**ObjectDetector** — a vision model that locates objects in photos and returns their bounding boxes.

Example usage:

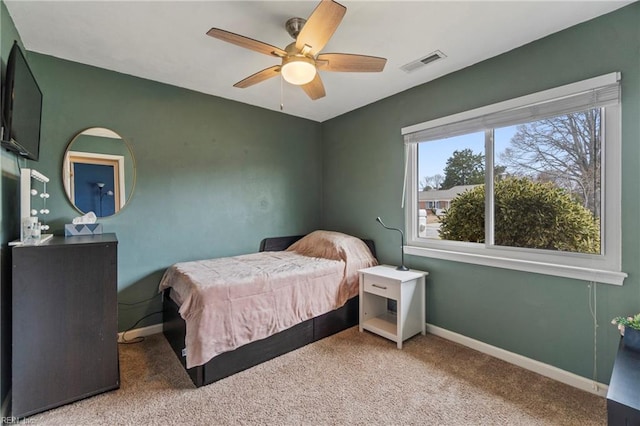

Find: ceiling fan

[206,0,387,100]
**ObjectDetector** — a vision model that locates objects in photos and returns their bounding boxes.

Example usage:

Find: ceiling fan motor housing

[285,17,306,39]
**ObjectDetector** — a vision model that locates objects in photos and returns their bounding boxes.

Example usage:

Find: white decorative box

[65,223,103,236]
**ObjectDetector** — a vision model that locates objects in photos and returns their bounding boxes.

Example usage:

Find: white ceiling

[5,0,633,122]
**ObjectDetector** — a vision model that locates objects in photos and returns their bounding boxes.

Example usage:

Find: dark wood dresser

[11,234,119,418]
[607,338,640,425]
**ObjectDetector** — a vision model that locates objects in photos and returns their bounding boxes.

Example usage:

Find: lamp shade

[281,56,316,85]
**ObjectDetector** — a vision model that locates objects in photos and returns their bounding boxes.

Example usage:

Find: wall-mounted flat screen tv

[1,41,43,161]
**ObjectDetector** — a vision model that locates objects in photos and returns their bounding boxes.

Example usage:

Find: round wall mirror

[63,127,136,218]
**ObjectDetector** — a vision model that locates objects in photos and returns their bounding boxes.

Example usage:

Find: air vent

[400,50,446,73]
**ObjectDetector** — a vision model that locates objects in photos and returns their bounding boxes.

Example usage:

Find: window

[402,73,626,285]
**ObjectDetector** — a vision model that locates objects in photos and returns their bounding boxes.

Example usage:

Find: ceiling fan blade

[300,73,326,100]
[233,66,281,88]
[316,53,387,72]
[295,0,346,56]
[207,28,286,58]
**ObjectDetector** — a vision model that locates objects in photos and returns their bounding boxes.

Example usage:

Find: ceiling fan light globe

[281,57,316,85]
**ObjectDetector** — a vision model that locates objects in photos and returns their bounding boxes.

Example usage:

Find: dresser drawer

[362,274,400,299]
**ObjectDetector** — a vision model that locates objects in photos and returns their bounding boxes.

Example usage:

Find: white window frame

[402,73,626,285]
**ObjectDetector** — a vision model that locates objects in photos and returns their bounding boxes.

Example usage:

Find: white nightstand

[358,265,427,348]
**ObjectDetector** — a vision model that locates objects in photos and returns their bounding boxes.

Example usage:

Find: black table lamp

[376,217,409,271]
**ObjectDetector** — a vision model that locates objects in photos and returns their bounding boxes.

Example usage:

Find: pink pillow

[286,230,376,264]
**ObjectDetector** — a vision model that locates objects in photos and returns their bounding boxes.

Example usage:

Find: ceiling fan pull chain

[280,74,284,111]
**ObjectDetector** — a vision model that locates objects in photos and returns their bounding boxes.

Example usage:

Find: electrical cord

[118,292,161,306]
[118,310,163,345]
[588,281,599,391]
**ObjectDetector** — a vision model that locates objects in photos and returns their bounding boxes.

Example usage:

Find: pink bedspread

[159,242,374,368]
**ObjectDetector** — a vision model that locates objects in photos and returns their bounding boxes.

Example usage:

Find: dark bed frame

[162,234,376,387]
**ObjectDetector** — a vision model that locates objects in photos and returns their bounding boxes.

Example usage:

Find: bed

[160,230,377,387]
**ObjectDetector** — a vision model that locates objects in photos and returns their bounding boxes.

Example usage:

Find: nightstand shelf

[363,311,398,340]
[359,265,428,348]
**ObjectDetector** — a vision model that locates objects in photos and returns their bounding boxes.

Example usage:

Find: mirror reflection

[63,127,136,218]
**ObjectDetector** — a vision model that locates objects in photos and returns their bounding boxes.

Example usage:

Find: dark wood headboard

[259,234,377,259]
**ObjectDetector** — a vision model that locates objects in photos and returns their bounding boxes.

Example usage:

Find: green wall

[321,2,640,383]
[24,52,323,333]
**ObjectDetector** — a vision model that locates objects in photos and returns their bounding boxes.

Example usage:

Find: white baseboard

[118,323,163,343]
[427,324,608,397]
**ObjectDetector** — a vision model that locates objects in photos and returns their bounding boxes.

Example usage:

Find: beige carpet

[29,327,605,425]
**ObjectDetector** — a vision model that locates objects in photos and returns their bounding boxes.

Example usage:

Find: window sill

[404,245,626,286]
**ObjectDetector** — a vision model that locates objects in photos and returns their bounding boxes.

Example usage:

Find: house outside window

[402,73,626,285]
